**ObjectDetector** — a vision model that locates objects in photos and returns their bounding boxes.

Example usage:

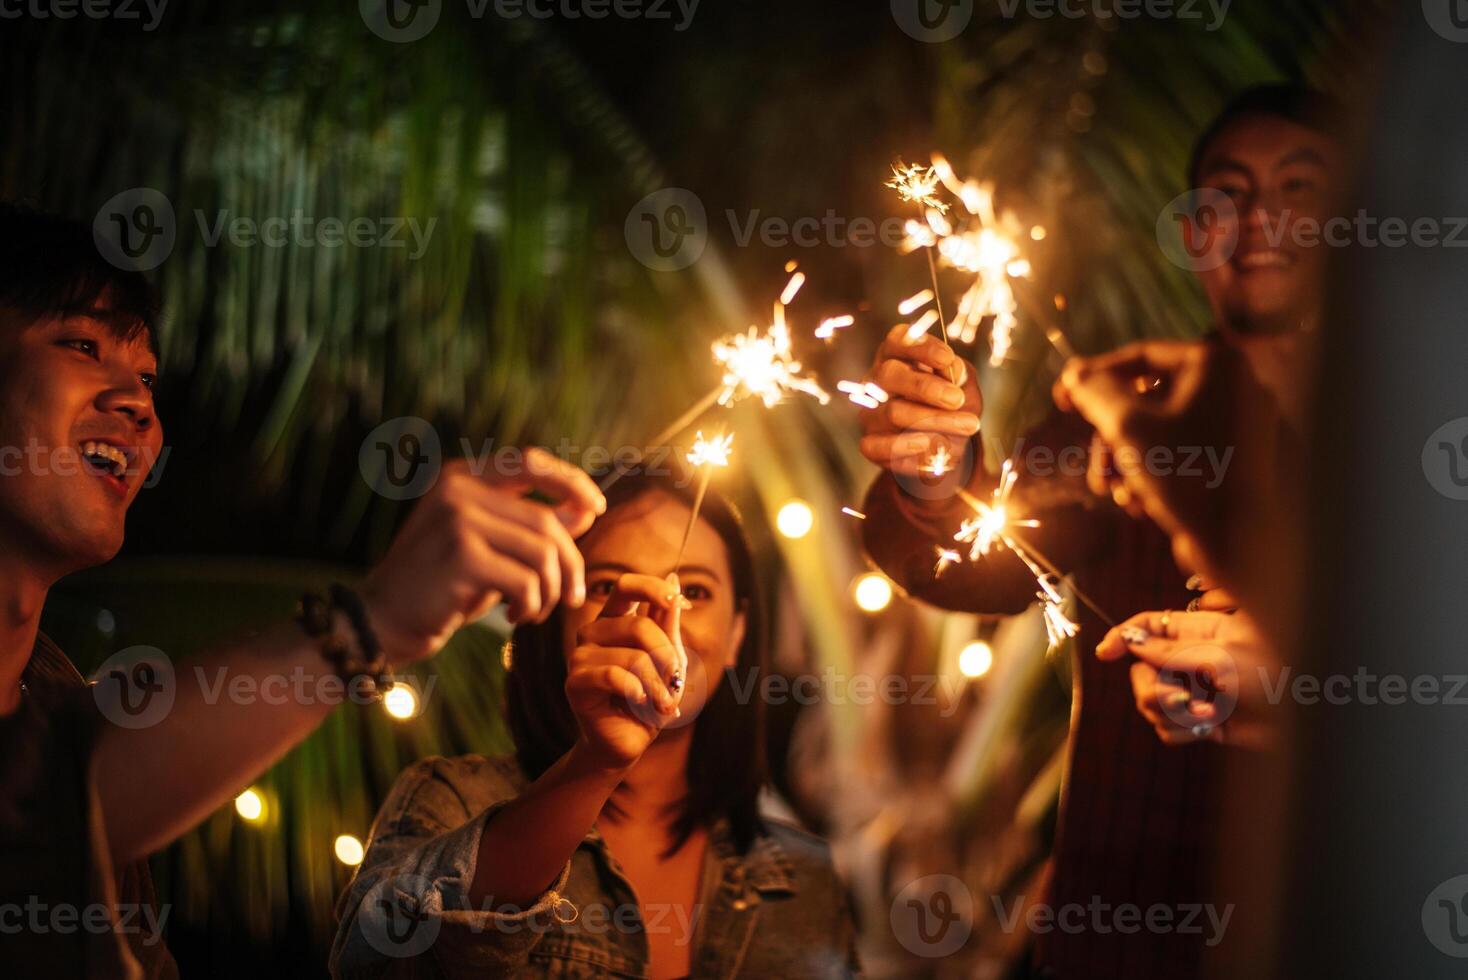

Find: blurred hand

[858,325,982,478]
[1052,339,1250,582]
[1097,608,1274,749]
[566,573,686,771]
[361,448,606,664]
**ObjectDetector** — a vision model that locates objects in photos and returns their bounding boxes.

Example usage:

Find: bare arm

[469,573,682,908]
[93,450,607,866]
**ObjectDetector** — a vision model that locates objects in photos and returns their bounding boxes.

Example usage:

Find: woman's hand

[360,450,606,665]
[1097,608,1275,749]
[566,573,687,771]
[858,325,982,478]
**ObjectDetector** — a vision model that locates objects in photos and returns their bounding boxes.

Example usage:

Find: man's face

[1192,114,1338,336]
[0,305,163,576]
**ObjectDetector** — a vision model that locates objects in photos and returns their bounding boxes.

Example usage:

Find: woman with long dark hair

[333,466,857,978]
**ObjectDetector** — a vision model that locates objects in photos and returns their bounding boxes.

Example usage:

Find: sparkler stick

[888,162,960,385]
[673,431,733,574]
[599,267,831,493]
[953,484,1117,629]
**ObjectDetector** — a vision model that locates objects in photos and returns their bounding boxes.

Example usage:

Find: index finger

[876,324,957,375]
[491,447,607,535]
[595,573,680,620]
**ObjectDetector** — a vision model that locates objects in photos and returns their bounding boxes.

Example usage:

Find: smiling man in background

[856,84,1339,978]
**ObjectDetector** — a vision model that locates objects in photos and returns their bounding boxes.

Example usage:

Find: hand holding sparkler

[856,324,981,479]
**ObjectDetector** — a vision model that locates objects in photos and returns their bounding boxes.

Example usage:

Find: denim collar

[584,816,798,898]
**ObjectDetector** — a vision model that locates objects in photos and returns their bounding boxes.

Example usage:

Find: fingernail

[1185,574,1204,591]
[674,707,682,719]
[1119,626,1150,645]
[942,387,964,408]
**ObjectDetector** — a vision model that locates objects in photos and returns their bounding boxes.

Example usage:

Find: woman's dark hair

[503,463,768,854]
[0,203,159,354]
[1188,83,1342,187]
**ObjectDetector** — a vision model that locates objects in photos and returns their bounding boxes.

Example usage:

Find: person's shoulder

[386,752,528,813]
[760,817,839,880]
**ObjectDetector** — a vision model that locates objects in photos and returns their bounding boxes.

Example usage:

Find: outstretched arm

[92,450,605,865]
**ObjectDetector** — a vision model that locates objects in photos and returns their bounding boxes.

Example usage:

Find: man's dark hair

[503,464,769,857]
[0,203,159,354]
[1188,83,1341,187]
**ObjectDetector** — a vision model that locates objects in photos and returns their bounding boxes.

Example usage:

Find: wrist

[566,737,635,783]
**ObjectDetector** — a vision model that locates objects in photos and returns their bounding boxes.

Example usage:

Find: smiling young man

[855,86,1338,979]
[0,204,609,976]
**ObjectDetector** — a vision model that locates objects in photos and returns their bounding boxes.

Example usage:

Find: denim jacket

[331,754,860,978]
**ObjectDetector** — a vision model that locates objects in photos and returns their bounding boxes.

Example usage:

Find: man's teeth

[1238,250,1291,270]
[80,441,129,477]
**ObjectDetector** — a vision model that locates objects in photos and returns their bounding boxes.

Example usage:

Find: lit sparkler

[600,266,833,492]
[923,444,955,478]
[837,380,889,411]
[934,547,962,578]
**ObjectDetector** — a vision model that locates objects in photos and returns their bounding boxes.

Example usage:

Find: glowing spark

[815,314,855,339]
[898,289,935,316]
[837,380,889,410]
[842,507,867,520]
[904,308,940,343]
[686,431,734,469]
[780,271,807,306]
[934,547,962,577]
[924,444,954,477]
[1041,590,1080,648]
[713,320,830,408]
[952,459,1038,561]
[887,162,948,212]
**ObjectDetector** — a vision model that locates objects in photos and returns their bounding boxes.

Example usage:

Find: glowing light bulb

[958,641,994,678]
[776,500,815,539]
[235,788,265,822]
[334,834,365,867]
[853,573,894,613]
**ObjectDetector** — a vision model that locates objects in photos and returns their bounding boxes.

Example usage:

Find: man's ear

[724,603,748,668]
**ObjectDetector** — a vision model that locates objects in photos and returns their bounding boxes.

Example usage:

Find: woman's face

[561,489,747,724]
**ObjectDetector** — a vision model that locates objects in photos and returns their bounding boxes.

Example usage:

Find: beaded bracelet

[297,584,394,699]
